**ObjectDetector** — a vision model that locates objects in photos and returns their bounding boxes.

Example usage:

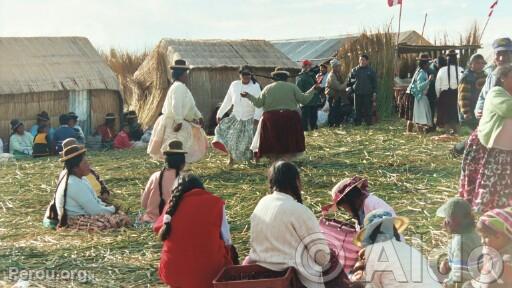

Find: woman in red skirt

[242,67,319,161]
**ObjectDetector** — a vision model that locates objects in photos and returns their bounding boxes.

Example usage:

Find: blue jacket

[54,125,78,153]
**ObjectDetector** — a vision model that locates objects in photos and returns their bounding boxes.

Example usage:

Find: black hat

[447,49,458,57]
[170,59,190,70]
[239,65,252,74]
[416,53,432,61]
[68,112,79,120]
[10,119,23,131]
[124,110,137,119]
[163,140,187,154]
[105,113,116,120]
[37,111,50,121]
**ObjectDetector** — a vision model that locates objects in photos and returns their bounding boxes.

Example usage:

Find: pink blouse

[140,169,177,223]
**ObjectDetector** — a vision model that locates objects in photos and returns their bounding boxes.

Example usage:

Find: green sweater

[478,86,512,148]
[246,81,316,112]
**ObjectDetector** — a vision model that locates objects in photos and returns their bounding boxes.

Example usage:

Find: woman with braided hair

[140,140,186,223]
[43,144,130,231]
[153,174,234,288]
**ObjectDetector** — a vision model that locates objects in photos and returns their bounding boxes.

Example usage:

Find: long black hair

[367,223,401,245]
[336,187,367,226]
[157,153,186,215]
[268,161,302,204]
[158,174,204,241]
[447,53,459,86]
[57,153,85,227]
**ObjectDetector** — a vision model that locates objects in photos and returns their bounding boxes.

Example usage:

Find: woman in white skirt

[409,53,433,133]
[147,59,208,163]
[212,65,262,165]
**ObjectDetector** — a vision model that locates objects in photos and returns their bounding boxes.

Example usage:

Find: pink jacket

[140,169,177,223]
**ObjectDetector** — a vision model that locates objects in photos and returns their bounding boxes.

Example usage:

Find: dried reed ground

[0,119,465,287]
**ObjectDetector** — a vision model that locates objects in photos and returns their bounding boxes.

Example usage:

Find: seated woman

[153,174,233,288]
[248,161,340,288]
[59,139,111,202]
[140,140,186,223]
[43,143,130,231]
[322,176,396,228]
[113,125,134,150]
[95,113,117,148]
[353,210,441,287]
[9,119,34,157]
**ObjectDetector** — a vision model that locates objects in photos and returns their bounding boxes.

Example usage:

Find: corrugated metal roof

[0,37,120,95]
[272,31,432,64]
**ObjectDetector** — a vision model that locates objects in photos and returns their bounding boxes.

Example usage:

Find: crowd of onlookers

[0,110,149,158]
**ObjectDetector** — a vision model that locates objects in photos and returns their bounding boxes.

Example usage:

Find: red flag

[388,0,402,7]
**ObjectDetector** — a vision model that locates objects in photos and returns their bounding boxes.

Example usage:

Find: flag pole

[480,15,491,43]
[394,2,403,76]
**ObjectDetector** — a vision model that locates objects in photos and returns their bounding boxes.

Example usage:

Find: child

[113,125,133,150]
[466,207,512,288]
[33,125,51,158]
[435,197,482,287]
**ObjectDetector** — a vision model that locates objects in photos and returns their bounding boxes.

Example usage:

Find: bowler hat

[163,140,187,154]
[170,59,190,70]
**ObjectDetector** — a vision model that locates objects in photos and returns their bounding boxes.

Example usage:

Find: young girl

[322,176,396,229]
[33,125,50,158]
[113,125,133,150]
[435,197,482,287]
[153,174,233,288]
[467,208,512,288]
[354,209,441,287]
[140,140,186,223]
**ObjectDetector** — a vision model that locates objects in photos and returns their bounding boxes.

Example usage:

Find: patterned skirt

[437,89,459,127]
[212,115,255,161]
[65,213,132,232]
[459,130,512,213]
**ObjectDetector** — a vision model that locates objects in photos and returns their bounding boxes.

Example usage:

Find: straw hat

[163,140,187,155]
[270,67,290,77]
[354,210,409,247]
[321,176,368,213]
[59,144,87,162]
[170,59,190,70]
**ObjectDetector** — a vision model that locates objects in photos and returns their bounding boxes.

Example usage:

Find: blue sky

[0,0,510,52]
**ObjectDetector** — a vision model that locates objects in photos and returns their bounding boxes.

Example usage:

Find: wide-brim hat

[10,119,23,131]
[446,49,458,56]
[354,210,409,247]
[416,53,432,61]
[163,140,187,154]
[124,111,138,119]
[170,59,190,70]
[321,177,368,213]
[59,144,87,162]
[239,65,252,74]
[492,37,512,52]
[270,67,290,77]
[68,112,79,120]
[105,113,116,120]
[37,111,50,121]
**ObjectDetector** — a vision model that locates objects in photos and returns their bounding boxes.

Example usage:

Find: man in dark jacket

[296,60,320,131]
[347,54,377,126]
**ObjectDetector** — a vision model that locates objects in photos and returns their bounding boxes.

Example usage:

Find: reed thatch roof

[0,37,120,95]
[150,39,299,69]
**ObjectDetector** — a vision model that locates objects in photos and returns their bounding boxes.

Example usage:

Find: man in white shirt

[212,65,262,165]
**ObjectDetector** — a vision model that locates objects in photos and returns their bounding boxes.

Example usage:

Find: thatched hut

[0,37,123,143]
[131,39,299,130]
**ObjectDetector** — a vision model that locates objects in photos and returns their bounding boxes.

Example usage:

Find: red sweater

[153,189,231,287]
[113,131,132,149]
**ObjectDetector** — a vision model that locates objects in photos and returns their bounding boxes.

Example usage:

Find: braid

[159,174,204,241]
[58,171,70,228]
[158,168,166,215]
